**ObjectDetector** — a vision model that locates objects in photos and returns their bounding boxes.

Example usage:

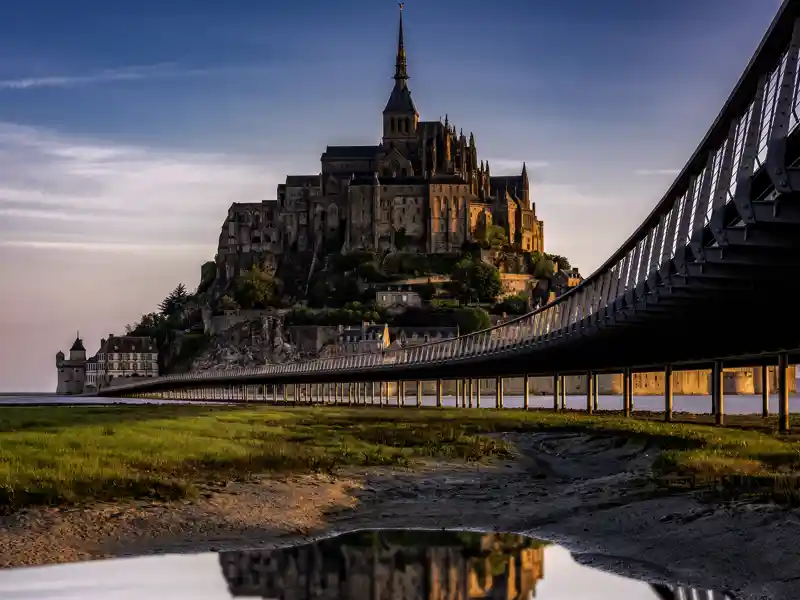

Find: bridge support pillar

[712,361,724,426]
[416,381,422,407]
[397,381,403,407]
[664,365,673,422]
[592,374,599,411]
[476,379,481,408]
[623,369,632,417]
[761,366,770,418]
[523,375,530,410]
[778,352,790,433]
[467,379,473,409]
[553,374,560,412]
[496,377,504,410]
[455,379,462,408]
[559,376,566,410]
[436,380,443,408]
[586,373,594,415]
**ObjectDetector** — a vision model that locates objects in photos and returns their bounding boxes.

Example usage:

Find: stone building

[56,334,161,393]
[326,323,391,356]
[216,6,544,285]
[55,334,87,395]
[85,334,160,391]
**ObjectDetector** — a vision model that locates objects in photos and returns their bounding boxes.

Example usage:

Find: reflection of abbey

[217,6,544,284]
[219,532,544,600]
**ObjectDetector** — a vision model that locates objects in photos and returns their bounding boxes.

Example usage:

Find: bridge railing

[106,2,800,394]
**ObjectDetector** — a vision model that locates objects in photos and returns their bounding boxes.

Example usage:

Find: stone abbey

[217,6,544,282]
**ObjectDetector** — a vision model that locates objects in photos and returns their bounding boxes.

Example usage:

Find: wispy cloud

[0,122,287,250]
[0,63,265,90]
[633,168,680,176]
[0,239,210,253]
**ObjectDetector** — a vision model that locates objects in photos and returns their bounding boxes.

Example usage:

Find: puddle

[0,530,735,599]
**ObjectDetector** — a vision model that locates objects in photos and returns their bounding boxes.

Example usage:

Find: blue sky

[0,0,785,391]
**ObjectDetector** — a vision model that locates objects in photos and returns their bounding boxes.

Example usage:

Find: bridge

[103,0,800,432]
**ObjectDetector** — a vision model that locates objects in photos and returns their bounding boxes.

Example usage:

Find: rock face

[192,316,299,372]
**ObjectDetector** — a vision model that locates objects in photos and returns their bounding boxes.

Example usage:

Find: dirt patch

[0,475,359,567]
[2,432,800,600]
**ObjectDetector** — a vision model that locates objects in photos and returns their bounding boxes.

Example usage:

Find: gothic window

[391,117,396,132]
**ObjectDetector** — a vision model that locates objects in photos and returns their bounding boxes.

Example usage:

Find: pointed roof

[383,4,417,115]
[394,3,408,82]
[70,333,85,352]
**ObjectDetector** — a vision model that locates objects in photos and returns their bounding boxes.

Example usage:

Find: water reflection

[218,530,731,600]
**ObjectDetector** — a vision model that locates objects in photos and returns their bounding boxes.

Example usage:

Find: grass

[1,405,800,512]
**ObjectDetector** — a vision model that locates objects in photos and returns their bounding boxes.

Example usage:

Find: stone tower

[56,334,87,395]
[381,3,418,151]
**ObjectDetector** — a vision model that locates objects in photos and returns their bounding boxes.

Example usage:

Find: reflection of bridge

[650,583,733,600]
[104,1,800,430]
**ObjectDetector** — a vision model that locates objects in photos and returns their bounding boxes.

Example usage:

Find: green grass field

[1,405,799,512]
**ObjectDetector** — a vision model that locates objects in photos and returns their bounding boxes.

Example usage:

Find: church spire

[382,3,417,120]
[394,3,408,82]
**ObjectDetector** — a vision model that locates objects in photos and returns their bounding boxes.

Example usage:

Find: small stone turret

[56,333,87,395]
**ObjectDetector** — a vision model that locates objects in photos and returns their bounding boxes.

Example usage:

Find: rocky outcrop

[191,316,299,372]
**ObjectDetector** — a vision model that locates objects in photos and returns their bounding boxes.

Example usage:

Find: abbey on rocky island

[217,6,544,283]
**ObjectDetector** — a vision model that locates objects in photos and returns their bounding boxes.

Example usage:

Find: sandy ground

[1,431,799,599]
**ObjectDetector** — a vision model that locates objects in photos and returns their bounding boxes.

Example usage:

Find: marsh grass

[1,405,800,511]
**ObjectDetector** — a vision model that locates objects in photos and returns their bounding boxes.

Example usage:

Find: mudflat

[1,407,799,600]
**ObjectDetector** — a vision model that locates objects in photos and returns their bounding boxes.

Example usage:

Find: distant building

[388,326,459,348]
[376,289,422,312]
[327,323,391,356]
[551,268,583,296]
[86,335,159,390]
[56,334,87,395]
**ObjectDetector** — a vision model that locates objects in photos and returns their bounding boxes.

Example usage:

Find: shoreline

[1,431,798,599]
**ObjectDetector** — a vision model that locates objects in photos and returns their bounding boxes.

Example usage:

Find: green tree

[218,295,239,312]
[233,266,280,309]
[159,283,188,317]
[412,282,437,301]
[534,258,556,279]
[485,224,508,251]
[450,259,502,304]
[546,253,571,270]
[492,294,530,315]
[452,307,491,334]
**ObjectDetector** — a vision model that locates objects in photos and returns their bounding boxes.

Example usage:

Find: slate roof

[285,175,320,187]
[100,336,158,354]
[323,145,381,159]
[383,83,417,114]
[70,336,85,352]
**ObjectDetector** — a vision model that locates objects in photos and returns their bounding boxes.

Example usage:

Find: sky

[0,0,785,392]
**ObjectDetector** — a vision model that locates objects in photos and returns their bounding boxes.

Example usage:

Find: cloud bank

[0,122,286,253]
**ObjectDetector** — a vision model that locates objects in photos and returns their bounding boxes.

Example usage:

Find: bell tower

[382,3,418,145]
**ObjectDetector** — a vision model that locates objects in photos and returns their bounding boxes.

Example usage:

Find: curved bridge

[103,0,800,424]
